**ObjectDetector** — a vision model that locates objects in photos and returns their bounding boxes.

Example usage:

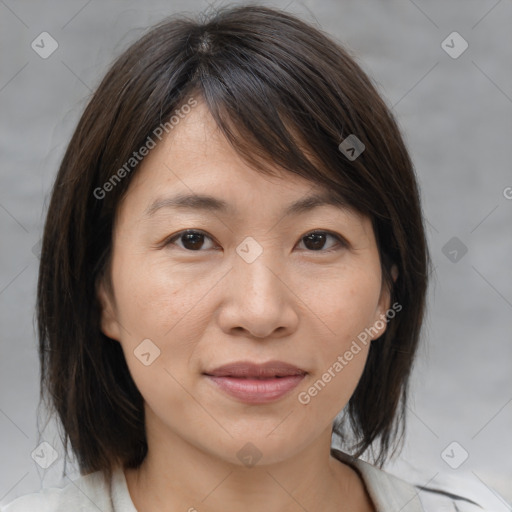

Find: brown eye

[167,230,216,251]
[298,231,345,252]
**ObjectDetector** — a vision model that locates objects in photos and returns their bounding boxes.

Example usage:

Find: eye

[296,230,346,252]
[165,230,218,251]
[163,229,346,253]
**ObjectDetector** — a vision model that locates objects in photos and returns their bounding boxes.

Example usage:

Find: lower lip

[206,375,305,404]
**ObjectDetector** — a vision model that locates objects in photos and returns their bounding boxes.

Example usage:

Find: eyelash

[163,229,347,253]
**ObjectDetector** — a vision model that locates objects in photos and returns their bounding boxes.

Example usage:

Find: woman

[1,4,490,511]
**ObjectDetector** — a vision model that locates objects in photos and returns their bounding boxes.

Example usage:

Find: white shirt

[0,448,499,511]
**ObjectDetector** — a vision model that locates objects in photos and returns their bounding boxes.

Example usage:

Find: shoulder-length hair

[37,3,430,483]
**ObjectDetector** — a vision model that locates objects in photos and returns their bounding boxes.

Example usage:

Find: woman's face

[98,97,392,466]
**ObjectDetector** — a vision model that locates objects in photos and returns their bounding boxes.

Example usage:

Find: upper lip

[204,361,307,378]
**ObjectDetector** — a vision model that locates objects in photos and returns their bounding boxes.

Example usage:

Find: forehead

[121,101,315,200]
[115,99,367,231]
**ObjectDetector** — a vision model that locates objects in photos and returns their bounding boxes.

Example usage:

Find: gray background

[1,0,511,507]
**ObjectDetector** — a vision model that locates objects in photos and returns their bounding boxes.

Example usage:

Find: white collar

[331,447,424,511]
[111,449,424,512]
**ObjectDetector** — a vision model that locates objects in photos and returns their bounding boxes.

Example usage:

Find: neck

[124,425,374,512]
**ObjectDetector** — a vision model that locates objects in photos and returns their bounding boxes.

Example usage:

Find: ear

[371,264,399,341]
[96,278,122,341]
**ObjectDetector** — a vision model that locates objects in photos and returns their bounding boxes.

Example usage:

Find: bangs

[151,17,381,218]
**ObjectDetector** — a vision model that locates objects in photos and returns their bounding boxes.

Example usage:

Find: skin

[98,96,396,512]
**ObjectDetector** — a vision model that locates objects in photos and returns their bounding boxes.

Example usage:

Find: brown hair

[37,3,430,483]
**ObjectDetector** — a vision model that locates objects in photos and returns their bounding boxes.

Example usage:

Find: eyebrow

[144,191,349,218]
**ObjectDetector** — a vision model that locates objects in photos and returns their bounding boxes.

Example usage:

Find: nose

[216,249,300,340]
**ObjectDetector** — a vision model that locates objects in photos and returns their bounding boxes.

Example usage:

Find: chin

[202,425,317,468]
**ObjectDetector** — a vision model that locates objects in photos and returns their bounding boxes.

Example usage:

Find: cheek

[111,250,214,338]
[294,320,371,435]
[296,270,380,409]
[296,327,371,422]
[308,270,382,346]
[108,255,209,390]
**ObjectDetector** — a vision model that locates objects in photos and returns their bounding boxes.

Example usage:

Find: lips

[204,361,307,404]
[204,361,307,379]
